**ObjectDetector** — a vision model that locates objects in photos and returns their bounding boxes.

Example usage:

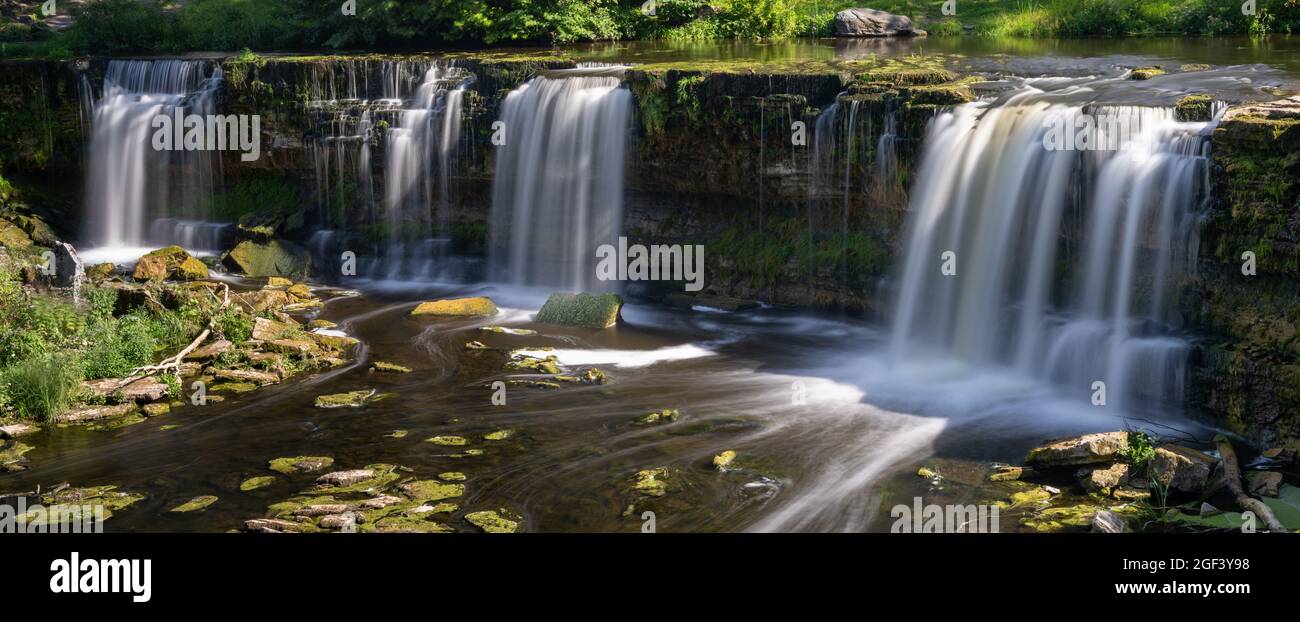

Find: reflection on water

[571,35,1300,79]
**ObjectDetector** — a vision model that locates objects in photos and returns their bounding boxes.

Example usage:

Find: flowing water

[81,59,225,263]
[13,40,1300,531]
[488,65,632,291]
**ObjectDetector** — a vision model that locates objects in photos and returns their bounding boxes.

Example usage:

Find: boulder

[235,289,291,313]
[1091,510,1127,533]
[833,8,926,37]
[51,241,85,292]
[0,218,32,247]
[222,239,312,279]
[1130,66,1166,80]
[465,509,520,533]
[132,246,208,282]
[58,403,139,424]
[535,292,623,328]
[81,377,169,403]
[1075,463,1131,494]
[251,316,299,341]
[316,469,376,487]
[0,423,37,439]
[267,455,333,474]
[410,296,498,317]
[1025,432,1128,468]
[213,368,280,386]
[265,339,316,354]
[85,262,115,280]
[1246,471,1283,497]
[1149,445,1215,493]
[308,331,359,351]
[186,339,233,361]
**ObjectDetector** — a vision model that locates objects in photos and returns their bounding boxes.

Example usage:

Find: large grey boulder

[833,8,926,37]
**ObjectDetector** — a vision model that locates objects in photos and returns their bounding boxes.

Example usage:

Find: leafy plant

[1,354,82,422]
[1124,430,1157,469]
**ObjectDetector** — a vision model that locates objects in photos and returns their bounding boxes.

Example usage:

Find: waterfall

[888,87,1217,411]
[489,66,632,291]
[303,60,469,282]
[82,60,224,253]
[381,65,466,280]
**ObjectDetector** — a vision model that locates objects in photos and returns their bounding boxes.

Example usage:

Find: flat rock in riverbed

[187,339,233,361]
[58,402,139,424]
[214,368,280,386]
[1025,432,1128,468]
[82,377,169,403]
[316,469,375,487]
[0,423,37,439]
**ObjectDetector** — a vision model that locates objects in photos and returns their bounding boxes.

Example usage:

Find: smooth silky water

[8,38,1300,532]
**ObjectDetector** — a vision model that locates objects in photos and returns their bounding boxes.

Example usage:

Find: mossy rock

[426,435,469,446]
[239,476,278,492]
[0,219,33,248]
[314,389,376,409]
[169,495,219,513]
[713,450,737,470]
[268,455,334,474]
[1130,66,1165,80]
[371,361,412,373]
[222,239,312,279]
[368,516,454,533]
[535,292,623,328]
[132,246,209,282]
[399,480,465,502]
[636,409,680,425]
[86,263,116,280]
[438,472,467,481]
[1175,94,1213,122]
[410,296,498,317]
[506,354,561,374]
[483,429,514,441]
[631,467,674,497]
[465,509,521,533]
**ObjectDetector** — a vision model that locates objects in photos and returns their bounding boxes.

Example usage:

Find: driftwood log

[110,282,231,391]
[1215,435,1286,532]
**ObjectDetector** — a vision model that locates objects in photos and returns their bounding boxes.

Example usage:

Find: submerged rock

[132,246,208,282]
[426,435,468,446]
[169,495,219,513]
[465,509,521,533]
[1025,432,1128,468]
[988,465,1032,482]
[713,450,737,471]
[0,423,38,439]
[631,467,673,497]
[438,472,467,482]
[410,296,498,317]
[833,8,925,37]
[142,403,170,417]
[81,377,169,403]
[371,361,412,373]
[399,480,465,502]
[370,516,453,533]
[483,429,514,441]
[580,368,607,384]
[535,292,622,328]
[0,440,34,471]
[506,353,562,374]
[481,325,537,335]
[314,389,377,409]
[635,409,680,425]
[267,455,334,474]
[239,476,278,492]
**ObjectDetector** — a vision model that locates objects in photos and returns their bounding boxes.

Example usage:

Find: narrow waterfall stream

[81,60,224,261]
[489,66,632,291]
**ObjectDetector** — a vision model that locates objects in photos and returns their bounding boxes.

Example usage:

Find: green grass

[0,354,82,423]
[1,0,1297,59]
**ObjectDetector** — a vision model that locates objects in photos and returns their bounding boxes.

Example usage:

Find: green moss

[399,479,465,503]
[240,476,278,492]
[1175,94,1213,122]
[169,495,219,513]
[465,509,521,533]
[534,292,623,328]
[636,409,680,425]
[426,435,468,446]
[267,455,334,474]
[314,389,376,408]
[483,429,513,441]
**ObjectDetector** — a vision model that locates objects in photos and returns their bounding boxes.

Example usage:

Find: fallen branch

[112,282,231,390]
[1215,434,1286,532]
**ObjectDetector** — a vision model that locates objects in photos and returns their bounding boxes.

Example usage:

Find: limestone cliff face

[1191,96,1300,448]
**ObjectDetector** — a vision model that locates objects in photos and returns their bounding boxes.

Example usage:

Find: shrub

[66,0,177,55]
[1,354,82,423]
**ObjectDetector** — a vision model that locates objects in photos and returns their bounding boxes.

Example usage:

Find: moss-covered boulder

[410,296,498,317]
[465,509,521,533]
[267,455,334,474]
[132,246,209,282]
[314,389,376,409]
[1175,94,1213,122]
[222,239,312,279]
[0,219,33,248]
[1025,432,1128,468]
[535,292,623,328]
[1130,66,1165,80]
